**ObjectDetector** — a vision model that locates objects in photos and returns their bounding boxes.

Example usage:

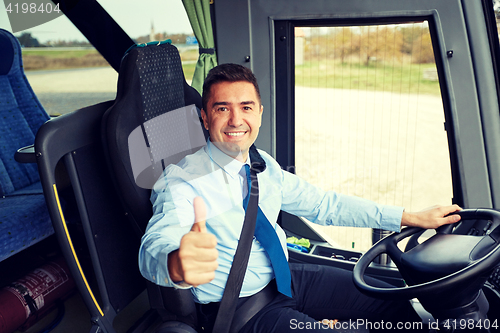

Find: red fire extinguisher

[0,256,76,333]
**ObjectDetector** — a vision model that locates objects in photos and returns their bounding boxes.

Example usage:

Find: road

[294,86,451,250]
[26,67,118,116]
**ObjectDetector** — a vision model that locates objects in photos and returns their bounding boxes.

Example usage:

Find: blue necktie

[243,164,292,297]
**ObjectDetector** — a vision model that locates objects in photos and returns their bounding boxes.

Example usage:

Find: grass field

[22,48,198,82]
[296,60,441,96]
[182,62,196,82]
[22,49,101,58]
[22,49,439,95]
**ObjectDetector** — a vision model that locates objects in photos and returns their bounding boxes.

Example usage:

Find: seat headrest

[0,29,16,75]
[112,41,206,189]
[116,40,186,123]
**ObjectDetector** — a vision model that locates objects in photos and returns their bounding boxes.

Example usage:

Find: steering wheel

[353,209,500,300]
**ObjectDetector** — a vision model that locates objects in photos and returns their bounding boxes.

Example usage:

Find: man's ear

[201,108,208,130]
[258,105,264,128]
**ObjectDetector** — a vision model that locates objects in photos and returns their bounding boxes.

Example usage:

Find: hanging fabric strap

[199,47,215,54]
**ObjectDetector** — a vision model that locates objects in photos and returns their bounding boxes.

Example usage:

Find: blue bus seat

[0,28,52,262]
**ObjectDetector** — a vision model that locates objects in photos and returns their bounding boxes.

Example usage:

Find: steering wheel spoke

[385,232,406,267]
[386,227,425,266]
[436,222,457,234]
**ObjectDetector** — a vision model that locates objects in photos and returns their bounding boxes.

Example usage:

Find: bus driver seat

[101,41,207,333]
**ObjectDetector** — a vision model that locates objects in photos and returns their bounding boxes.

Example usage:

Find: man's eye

[217,107,227,112]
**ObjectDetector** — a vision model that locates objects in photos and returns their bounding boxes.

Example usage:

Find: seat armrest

[15,145,36,163]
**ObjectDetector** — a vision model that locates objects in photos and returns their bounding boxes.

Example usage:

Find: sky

[0,0,193,43]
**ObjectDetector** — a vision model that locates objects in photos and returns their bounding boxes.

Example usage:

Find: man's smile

[225,131,247,137]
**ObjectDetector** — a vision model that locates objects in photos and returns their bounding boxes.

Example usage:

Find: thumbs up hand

[167,197,219,287]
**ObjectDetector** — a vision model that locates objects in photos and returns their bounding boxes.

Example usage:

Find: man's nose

[228,109,243,126]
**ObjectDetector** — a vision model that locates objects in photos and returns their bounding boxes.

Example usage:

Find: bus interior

[2,0,500,332]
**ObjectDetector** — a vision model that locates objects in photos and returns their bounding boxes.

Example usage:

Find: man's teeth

[226,132,245,137]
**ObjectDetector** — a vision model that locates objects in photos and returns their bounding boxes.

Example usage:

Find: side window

[15,14,117,117]
[293,22,453,251]
[2,0,195,117]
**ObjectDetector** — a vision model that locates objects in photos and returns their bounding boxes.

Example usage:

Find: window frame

[274,15,464,208]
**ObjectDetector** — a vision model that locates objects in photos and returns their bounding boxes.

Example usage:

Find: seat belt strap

[212,167,259,333]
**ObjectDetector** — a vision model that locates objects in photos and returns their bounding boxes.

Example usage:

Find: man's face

[201,81,263,162]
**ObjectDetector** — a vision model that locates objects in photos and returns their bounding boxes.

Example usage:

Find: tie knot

[240,164,251,181]
[241,164,252,208]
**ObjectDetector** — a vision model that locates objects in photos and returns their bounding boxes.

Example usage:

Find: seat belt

[211,166,259,333]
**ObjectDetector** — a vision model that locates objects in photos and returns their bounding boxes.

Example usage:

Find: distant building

[295,27,305,65]
[150,20,155,42]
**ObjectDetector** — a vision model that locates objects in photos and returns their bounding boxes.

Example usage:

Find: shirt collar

[205,140,250,179]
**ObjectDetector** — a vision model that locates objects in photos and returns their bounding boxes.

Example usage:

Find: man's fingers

[176,196,218,287]
[191,196,207,233]
[184,270,217,288]
[402,204,463,228]
[443,204,462,215]
[178,237,218,286]
[446,214,461,224]
[442,204,462,224]
[182,232,217,249]
[191,220,207,233]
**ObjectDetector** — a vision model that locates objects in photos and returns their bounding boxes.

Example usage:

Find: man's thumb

[191,196,207,233]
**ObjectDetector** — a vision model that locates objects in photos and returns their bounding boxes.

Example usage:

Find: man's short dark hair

[202,63,261,111]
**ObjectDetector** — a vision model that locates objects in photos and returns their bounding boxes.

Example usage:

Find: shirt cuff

[169,279,193,289]
[381,205,404,232]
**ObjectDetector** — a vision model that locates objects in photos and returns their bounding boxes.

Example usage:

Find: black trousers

[226,263,422,332]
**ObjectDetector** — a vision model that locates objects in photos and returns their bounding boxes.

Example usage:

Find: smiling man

[139,63,461,332]
[200,73,263,162]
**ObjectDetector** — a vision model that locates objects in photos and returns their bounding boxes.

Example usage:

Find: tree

[17,32,40,47]
[358,26,404,66]
[332,27,355,64]
[411,32,435,64]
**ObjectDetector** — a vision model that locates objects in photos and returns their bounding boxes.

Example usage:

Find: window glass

[495,0,500,23]
[294,22,453,251]
[1,1,195,116]
[494,1,500,59]
[97,0,197,80]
